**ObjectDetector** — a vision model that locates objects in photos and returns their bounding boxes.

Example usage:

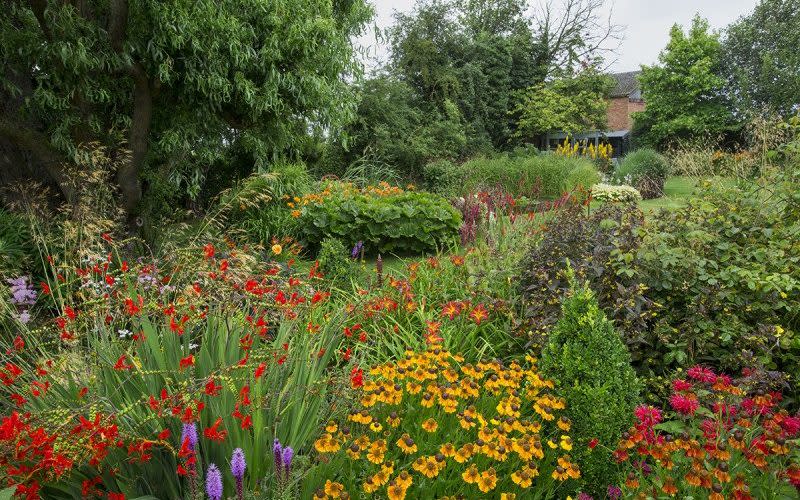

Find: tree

[633,16,736,147]
[722,0,800,117]
[385,0,620,153]
[324,75,467,179]
[512,69,613,140]
[0,0,372,218]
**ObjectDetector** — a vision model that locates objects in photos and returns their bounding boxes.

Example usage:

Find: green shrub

[637,181,800,384]
[300,182,461,254]
[422,159,461,196]
[316,237,353,280]
[0,208,34,277]
[448,153,599,198]
[614,148,670,199]
[229,163,312,244]
[540,277,641,495]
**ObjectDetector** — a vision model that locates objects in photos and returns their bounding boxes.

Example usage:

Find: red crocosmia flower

[108,492,126,500]
[64,306,77,320]
[277,355,287,365]
[101,233,113,243]
[40,282,51,295]
[203,417,228,442]
[13,335,24,352]
[204,378,222,396]
[342,347,352,361]
[588,438,599,449]
[105,274,116,286]
[10,393,27,406]
[350,367,364,388]
[177,464,189,476]
[241,415,253,429]
[157,429,171,440]
[179,355,195,370]
[121,261,129,272]
[203,244,215,259]
[254,362,267,379]
[78,387,88,399]
[240,386,251,405]
[219,259,228,272]
[113,355,133,371]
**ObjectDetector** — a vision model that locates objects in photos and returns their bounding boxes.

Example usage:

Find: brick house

[543,71,645,157]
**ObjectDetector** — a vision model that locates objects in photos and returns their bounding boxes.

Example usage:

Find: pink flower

[687,366,716,383]
[670,394,700,415]
[672,379,692,391]
[634,405,662,428]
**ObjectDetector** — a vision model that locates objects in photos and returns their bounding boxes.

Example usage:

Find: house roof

[609,71,641,98]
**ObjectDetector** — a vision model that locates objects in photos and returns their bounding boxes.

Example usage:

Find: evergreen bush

[540,275,641,495]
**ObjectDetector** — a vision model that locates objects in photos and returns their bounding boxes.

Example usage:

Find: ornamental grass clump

[540,277,641,495]
[614,366,800,498]
[312,345,581,499]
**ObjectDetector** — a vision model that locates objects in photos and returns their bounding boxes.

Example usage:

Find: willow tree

[0,0,372,217]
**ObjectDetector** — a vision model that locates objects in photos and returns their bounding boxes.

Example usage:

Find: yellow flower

[552,466,570,481]
[271,244,282,255]
[462,464,480,484]
[387,481,407,500]
[501,494,517,500]
[558,416,571,431]
[477,468,497,493]
[440,443,456,457]
[560,435,573,451]
[314,433,340,453]
[325,421,338,433]
[324,480,345,498]
[422,418,438,433]
[396,434,417,454]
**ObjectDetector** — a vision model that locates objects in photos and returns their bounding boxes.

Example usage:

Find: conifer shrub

[540,276,641,495]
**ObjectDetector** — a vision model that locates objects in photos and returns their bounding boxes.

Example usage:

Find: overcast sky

[358,0,760,72]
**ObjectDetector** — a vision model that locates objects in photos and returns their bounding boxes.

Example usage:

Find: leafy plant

[0,208,33,278]
[298,182,461,254]
[614,148,671,199]
[591,184,642,204]
[317,238,353,281]
[540,277,642,495]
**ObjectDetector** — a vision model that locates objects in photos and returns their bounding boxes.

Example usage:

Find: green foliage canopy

[633,16,736,147]
[722,0,800,116]
[512,69,613,138]
[0,0,373,215]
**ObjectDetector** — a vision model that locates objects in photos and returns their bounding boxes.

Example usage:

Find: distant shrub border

[297,181,461,254]
[424,153,600,199]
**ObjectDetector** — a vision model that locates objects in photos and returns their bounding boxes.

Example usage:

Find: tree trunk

[118,63,152,217]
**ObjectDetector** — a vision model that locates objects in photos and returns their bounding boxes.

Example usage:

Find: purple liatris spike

[231,448,246,479]
[231,448,246,500]
[181,423,198,451]
[273,438,283,469]
[205,464,223,500]
[281,446,294,479]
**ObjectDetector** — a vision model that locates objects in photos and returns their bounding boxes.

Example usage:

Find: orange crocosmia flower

[469,304,489,325]
[179,355,195,370]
